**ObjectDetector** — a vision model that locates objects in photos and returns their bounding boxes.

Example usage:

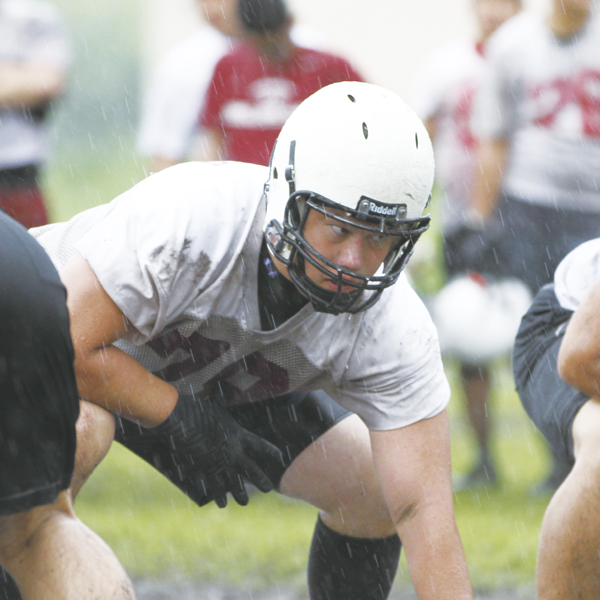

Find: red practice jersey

[201,43,364,165]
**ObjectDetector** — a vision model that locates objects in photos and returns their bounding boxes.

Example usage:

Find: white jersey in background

[0,0,70,169]
[411,40,485,233]
[474,8,600,212]
[31,161,449,431]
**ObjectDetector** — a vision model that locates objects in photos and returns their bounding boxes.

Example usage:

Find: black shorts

[492,195,600,294]
[513,284,586,465]
[0,211,79,516]
[115,390,351,504]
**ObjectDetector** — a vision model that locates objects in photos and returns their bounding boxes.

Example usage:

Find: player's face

[197,0,241,37]
[474,0,521,40]
[300,207,396,294]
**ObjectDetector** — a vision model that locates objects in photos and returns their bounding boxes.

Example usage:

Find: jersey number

[147,330,290,404]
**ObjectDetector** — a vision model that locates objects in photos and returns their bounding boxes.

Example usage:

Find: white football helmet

[430,274,533,365]
[264,81,434,314]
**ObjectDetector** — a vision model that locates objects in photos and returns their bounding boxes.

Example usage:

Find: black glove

[154,387,284,508]
[447,217,504,278]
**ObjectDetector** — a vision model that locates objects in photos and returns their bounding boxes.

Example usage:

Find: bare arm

[469,137,509,220]
[61,252,178,428]
[0,63,65,108]
[558,277,600,398]
[190,127,226,162]
[149,156,178,173]
[370,410,473,600]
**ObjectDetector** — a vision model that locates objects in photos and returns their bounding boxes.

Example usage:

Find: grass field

[42,147,550,593]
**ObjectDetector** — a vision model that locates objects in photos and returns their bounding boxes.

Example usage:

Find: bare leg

[537,399,600,599]
[280,414,394,537]
[0,490,136,600]
[454,363,497,488]
[0,400,135,600]
[280,415,399,599]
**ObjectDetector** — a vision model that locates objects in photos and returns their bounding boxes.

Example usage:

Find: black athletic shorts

[115,390,351,504]
[0,211,79,516]
[513,284,586,465]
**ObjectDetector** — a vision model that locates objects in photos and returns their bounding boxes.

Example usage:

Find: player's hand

[154,389,284,508]
[449,216,503,276]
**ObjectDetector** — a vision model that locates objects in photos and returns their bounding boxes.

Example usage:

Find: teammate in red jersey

[196,0,363,166]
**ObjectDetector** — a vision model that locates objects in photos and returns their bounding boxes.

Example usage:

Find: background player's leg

[280,414,400,599]
[537,399,600,600]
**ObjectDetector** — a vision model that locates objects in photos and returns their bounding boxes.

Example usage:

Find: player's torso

[494,11,600,206]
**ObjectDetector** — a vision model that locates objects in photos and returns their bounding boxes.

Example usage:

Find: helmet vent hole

[415,133,419,149]
[273,167,278,179]
[348,94,356,102]
[362,122,368,139]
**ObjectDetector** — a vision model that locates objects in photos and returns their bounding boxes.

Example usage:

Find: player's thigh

[0,490,73,562]
[280,414,393,535]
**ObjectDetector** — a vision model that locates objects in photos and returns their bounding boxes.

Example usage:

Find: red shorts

[0,185,49,229]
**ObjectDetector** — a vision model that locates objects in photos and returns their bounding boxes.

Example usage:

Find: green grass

[43,149,549,591]
[73,360,550,591]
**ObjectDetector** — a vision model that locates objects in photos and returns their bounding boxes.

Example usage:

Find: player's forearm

[0,63,65,107]
[400,508,473,600]
[74,343,178,428]
[469,138,508,220]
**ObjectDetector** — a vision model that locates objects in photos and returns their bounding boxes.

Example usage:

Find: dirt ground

[134,579,535,599]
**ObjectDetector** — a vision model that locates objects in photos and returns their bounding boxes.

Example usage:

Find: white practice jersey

[137,25,326,163]
[136,27,233,162]
[0,0,70,169]
[412,40,485,233]
[32,161,449,431]
[554,238,600,312]
[474,9,600,212]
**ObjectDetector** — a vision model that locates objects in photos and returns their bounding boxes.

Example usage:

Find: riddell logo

[369,202,397,217]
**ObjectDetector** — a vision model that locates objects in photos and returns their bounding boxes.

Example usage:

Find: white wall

[141,0,549,99]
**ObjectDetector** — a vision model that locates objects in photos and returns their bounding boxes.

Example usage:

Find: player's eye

[329,225,349,237]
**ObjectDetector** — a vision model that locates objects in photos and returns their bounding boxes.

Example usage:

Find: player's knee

[72,401,116,497]
[0,494,71,565]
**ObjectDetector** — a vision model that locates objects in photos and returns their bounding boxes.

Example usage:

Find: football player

[33,82,473,600]
[515,237,600,599]
[0,210,136,599]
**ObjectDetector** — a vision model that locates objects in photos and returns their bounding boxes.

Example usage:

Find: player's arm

[190,127,226,162]
[60,252,178,428]
[469,136,509,220]
[0,62,65,108]
[558,276,600,397]
[149,156,178,173]
[370,409,473,600]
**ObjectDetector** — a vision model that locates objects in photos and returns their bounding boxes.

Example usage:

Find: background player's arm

[60,252,178,428]
[190,127,226,162]
[558,277,600,398]
[469,136,508,220]
[370,409,473,600]
[0,62,65,108]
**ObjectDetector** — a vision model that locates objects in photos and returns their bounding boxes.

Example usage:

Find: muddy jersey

[412,40,485,233]
[474,9,600,211]
[31,161,449,431]
[0,0,70,169]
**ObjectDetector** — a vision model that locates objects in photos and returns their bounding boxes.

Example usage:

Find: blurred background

[39,0,554,596]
